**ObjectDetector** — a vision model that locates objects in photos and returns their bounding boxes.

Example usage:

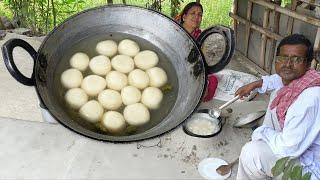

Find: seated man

[235,34,320,180]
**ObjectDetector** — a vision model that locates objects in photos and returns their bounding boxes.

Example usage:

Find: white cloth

[237,90,280,180]
[40,107,58,124]
[257,74,283,93]
[237,75,320,180]
[237,140,278,180]
[214,69,259,101]
[38,98,58,124]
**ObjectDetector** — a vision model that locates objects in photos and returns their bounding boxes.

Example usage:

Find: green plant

[0,1,13,18]
[272,157,312,180]
[3,0,87,34]
[146,0,162,11]
[281,0,292,7]
[1,0,233,34]
[169,0,181,17]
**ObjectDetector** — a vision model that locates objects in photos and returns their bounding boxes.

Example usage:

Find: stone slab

[0,117,252,179]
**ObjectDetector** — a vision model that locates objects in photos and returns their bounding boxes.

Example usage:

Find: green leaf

[282,159,295,180]
[290,165,302,180]
[161,84,173,94]
[282,171,290,180]
[302,172,312,180]
[272,157,289,177]
[64,0,76,4]
[125,126,137,135]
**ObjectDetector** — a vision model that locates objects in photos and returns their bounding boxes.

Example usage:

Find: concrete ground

[0,33,269,179]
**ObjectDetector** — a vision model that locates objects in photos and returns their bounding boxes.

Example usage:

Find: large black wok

[2,5,234,142]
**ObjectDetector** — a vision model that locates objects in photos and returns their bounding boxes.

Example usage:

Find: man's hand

[235,79,263,99]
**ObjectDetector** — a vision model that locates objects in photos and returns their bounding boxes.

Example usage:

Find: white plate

[198,158,231,180]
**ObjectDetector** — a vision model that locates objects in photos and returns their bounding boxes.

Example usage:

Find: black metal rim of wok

[37,4,208,142]
[197,25,235,74]
[2,4,213,143]
[182,109,223,138]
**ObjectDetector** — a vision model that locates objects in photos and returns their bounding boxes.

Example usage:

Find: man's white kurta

[237,74,320,180]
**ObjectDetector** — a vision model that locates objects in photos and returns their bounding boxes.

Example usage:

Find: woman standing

[175,2,203,40]
[176,2,218,102]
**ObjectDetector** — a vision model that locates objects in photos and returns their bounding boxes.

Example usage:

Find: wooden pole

[312,28,320,69]
[244,1,253,57]
[229,13,282,40]
[266,0,281,74]
[260,0,271,69]
[315,28,320,53]
[233,0,239,37]
[45,0,50,33]
[286,0,297,36]
[299,0,320,7]
[0,18,5,30]
[250,0,320,27]
[51,0,56,27]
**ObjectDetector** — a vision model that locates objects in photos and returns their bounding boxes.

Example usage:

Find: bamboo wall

[230,0,320,74]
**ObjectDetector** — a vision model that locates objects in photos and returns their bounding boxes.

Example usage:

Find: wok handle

[2,38,37,86]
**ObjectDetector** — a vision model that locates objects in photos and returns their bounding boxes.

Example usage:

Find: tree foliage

[2,0,185,35]
[3,0,87,35]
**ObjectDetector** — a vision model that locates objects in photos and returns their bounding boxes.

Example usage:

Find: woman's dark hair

[276,34,313,63]
[180,2,203,25]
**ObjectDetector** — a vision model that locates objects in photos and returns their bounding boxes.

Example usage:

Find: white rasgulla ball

[134,50,159,70]
[89,55,111,76]
[98,89,122,110]
[141,87,163,109]
[121,86,141,105]
[102,111,126,133]
[81,75,107,96]
[105,71,128,91]
[146,67,168,87]
[128,69,150,89]
[61,68,83,89]
[123,103,150,126]
[96,40,118,57]
[69,52,90,71]
[111,55,134,74]
[79,100,104,123]
[118,39,140,57]
[65,88,88,109]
